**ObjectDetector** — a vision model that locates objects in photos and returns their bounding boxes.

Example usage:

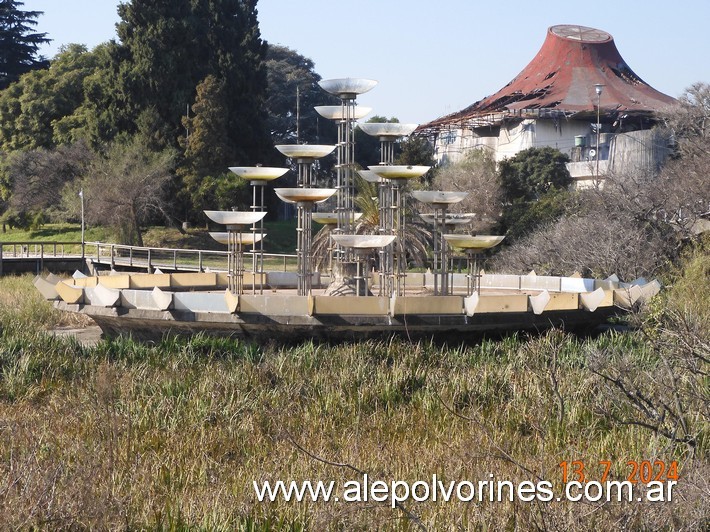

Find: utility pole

[79,188,85,261]
[594,83,604,181]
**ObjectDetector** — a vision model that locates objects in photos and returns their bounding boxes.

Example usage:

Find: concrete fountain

[35,77,662,342]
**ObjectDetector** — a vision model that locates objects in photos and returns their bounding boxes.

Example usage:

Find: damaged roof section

[420,24,676,133]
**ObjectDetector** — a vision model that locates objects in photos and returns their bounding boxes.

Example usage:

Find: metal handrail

[0,241,298,272]
[0,241,81,258]
[86,242,297,272]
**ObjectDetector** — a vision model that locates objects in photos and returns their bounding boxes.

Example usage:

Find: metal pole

[594,84,604,181]
[79,188,85,261]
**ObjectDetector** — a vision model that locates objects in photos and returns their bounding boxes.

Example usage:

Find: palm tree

[312,175,432,271]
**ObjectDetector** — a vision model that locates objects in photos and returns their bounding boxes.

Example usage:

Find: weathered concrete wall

[432,119,670,180]
[0,257,85,276]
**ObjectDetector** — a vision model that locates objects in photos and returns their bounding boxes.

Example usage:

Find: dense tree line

[0,1,343,242]
[1,0,707,270]
[0,0,49,90]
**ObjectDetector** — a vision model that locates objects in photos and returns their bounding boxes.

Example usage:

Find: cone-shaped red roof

[422,25,676,130]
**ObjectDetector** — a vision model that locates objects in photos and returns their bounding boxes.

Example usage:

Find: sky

[30,0,710,125]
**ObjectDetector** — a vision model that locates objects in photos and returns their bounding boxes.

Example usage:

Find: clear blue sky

[30,0,709,125]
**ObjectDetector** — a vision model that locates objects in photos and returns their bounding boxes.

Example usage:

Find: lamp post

[79,188,85,260]
[594,83,604,181]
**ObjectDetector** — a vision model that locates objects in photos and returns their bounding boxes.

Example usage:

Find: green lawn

[0,223,112,244]
[0,221,299,255]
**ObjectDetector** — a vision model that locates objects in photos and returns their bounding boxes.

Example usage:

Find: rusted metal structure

[418,25,677,181]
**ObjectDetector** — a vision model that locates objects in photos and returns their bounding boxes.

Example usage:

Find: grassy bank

[0,223,112,244]
[0,246,707,529]
[0,221,298,255]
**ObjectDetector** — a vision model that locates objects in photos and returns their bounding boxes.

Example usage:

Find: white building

[417,25,676,187]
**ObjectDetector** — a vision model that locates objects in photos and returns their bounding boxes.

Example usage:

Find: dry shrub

[489,152,708,280]
[489,210,671,280]
[433,149,502,232]
[588,242,709,453]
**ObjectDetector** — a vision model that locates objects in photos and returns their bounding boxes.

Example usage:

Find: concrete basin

[274,188,337,204]
[204,211,267,226]
[368,165,431,180]
[228,166,288,181]
[443,234,505,250]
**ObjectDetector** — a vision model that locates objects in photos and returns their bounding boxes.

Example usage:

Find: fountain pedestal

[369,165,431,296]
[228,166,288,294]
[275,188,336,296]
[443,235,505,295]
[318,78,377,239]
[412,191,468,295]
[204,210,267,294]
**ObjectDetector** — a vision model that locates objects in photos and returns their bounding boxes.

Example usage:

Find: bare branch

[283,429,427,531]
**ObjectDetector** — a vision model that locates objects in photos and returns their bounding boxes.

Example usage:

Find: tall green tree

[498,146,572,203]
[0,44,99,151]
[395,136,435,167]
[182,75,230,178]
[114,0,271,163]
[0,0,49,89]
[179,74,249,219]
[264,45,338,145]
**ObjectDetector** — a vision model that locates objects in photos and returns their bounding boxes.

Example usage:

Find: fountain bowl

[209,232,265,246]
[331,234,396,249]
[274,188,337,204]
[368,165,431,180]
[420,213,475,225]
[443,234,505,250]
[318,78,377,97]
[275,144,336,160]
[228,166,288,181]
[411,191,468,205]
[358,123,418,139]
[204,210,267,226]
[357,170,381,183]
[314,106,372,120]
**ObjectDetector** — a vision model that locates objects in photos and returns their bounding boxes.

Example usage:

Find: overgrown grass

[0,251,707,529]
[0,274,91,331]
